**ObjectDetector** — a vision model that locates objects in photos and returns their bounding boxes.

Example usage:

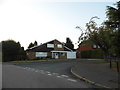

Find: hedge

[80,49,104,59]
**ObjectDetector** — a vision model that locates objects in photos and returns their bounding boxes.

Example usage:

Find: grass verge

[12,59,79,63]
[93,61,109,64]
[111,61,120,72]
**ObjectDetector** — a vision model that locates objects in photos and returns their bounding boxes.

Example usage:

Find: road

[2,61,98,88]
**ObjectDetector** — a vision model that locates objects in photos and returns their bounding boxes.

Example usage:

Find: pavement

[71,60,119,89]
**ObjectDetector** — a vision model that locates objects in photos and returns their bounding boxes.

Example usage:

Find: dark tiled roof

[26,39,73,52]
[26,40,55,52]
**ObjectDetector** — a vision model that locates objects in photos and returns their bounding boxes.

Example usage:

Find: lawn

[93,60,120,72]
[93,60,109,64]
[111,61,120,72]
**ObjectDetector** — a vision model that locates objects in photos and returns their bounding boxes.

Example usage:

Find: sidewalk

[71,60,119,88]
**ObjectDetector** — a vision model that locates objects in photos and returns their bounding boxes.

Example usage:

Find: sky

[0,0,118,49]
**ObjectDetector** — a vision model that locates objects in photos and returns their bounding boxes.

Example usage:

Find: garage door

[67,52,76,59]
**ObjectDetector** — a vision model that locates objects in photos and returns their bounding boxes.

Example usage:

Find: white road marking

[27,67,31,70]
[56,76,62,78]
[35,70,38,72]
[67,79,77,82]
[47,74,52,76]
[30,68,35,71]
[61,75,69,78]
[52,73,59,75]
[23,68,26,69]
[46,71,50,73]
[39,70,46,74]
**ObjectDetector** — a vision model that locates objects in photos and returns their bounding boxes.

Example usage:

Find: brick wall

[26,51,35,60]
[54,40,64,51]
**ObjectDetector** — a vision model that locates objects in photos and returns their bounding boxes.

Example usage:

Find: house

[76,40,100,58]
[26,39,76,59]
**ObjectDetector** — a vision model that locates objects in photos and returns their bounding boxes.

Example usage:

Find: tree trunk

[103,51,110,61]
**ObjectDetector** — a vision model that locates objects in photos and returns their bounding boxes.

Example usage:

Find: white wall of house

[67,52,76,59]
[51,51,76,59]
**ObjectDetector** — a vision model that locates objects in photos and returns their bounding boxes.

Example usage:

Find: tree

[2,40,26,62]
[76,16,113,59]
[18,46,26,60]
[2,40,23,62]
[105,1,120,29]
[76,2,120,59]
[28,42,34,48]
[65,37,74,50]
[28,41,38,49]
[105,1,120,57]
[34,41,38,46]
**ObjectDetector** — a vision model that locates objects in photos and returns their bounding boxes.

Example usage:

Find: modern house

[26,39,76,59]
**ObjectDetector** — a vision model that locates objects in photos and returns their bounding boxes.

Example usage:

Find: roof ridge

[64,45,73,51]
[26,39,60,50]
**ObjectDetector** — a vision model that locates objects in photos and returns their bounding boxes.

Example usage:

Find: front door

[55,53,58,59]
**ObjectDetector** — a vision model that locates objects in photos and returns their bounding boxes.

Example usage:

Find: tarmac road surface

[2,61,97,88]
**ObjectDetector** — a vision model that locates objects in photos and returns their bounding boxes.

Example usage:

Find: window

[57,44,62,48]
[61,52,65,56]
[36,52,47,57]
[47,44,54,48]
[98,46,100,48]
[93,45,97,49]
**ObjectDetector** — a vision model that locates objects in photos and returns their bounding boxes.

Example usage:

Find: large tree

[76,1,120,59]
[105,1,120,29]
[77,16,114,59]
[105,1,120,57]
[2,40,26,62]
[86,18,112,59]
[65,37,74,50]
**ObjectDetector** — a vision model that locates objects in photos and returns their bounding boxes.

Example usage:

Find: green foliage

[34,41,38,46]
[28,42,34,48]
[28,41,38,49]
[105,1,120,57]
[2,40,26,62]
[106,1,120,26]
[65,37,74,50]
[77,2,120,59]
[81,49,104,59]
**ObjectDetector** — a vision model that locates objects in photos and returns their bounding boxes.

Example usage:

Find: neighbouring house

[76,40,102,58]
[26,39,76,60]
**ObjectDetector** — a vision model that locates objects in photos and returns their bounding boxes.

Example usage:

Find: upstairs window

[47,44,54,48]
[57,44,62,48]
